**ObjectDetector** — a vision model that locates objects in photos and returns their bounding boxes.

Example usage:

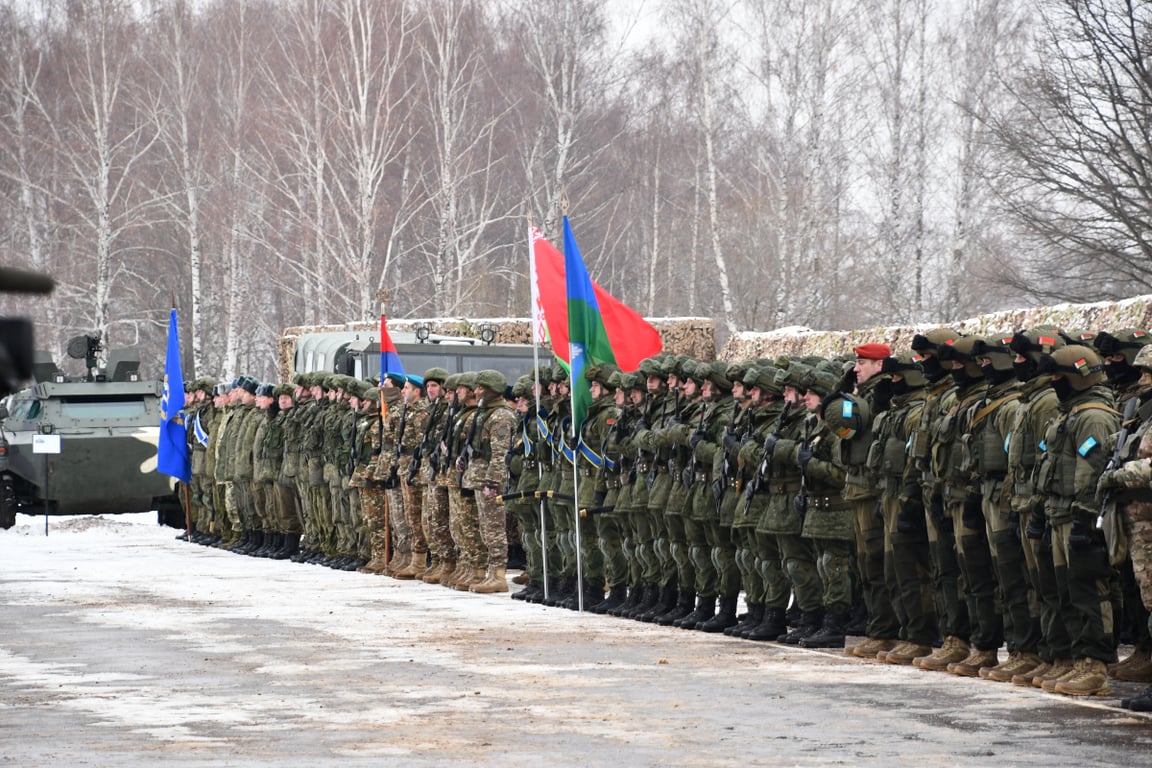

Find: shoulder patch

[1078,437,1098,457]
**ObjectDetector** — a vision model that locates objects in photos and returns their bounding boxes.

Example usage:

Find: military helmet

[1009,327,1064,363]
[881,351,928,388]
[1094,329,1152,366]
[273,383,294,399]
[422,367,449,385]
[584,363,619,388]
[512,375,533,398]
[971,335,1017,373]
[800,367,839,398]
[1061,330,1097,347]
[726,360,751,384]
[444,373,461,390]
[361,387,379,405]
[551,364,569,383]
[777,362,811,390]
[196,377,217,396]
[821,393,870,440]
[638,356,663,377]
[291,372,307,387]
[474,369,506,394]
[1134,344,1152,372]
[744,365,784,396]
[935,335,983,377]
[705,360,732,392]
[457,371,479,390]
[910,328,960,353]
[1038,344,1106,391]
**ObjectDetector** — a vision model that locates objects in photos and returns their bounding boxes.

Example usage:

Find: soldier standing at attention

[270,383,302,560]
[446,372,482,589]
[375,373,408,575]
[394,375,430,579]
[417,368,455,584]
[1034,345,1119,697]
[468,370,518,594]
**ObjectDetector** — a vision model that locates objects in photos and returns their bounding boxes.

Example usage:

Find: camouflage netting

[279,317,716,380]
[720,295,1152,361]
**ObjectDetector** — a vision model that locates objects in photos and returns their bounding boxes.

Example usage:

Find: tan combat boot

[442,561,467,589]
[1110,649,1152,682]
[987,652,1043,683]
[512,571,530,585]
[394,553,427,580]
[470,566,509,594]
[357,554,388,575]
[886,642,933,666]
[1055,658,1111,697]
[384,552,409,578]
[849,637,897,660]
[1013,659,1051,687]
[453,566,485,591]
[1038,658,1078,691]
[916,636,970,672]
[947,648,999,677]
[421,560,446,584]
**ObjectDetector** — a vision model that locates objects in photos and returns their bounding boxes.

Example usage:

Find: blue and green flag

[563,216,616,430]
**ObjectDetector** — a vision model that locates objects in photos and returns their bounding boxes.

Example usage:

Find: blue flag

[157,308,190,483]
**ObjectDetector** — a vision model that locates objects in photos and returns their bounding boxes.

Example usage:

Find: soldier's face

[701,380,715,400]
[456,385,471,400]
[426,381,442,400]
[516,396,529,412]
[614,388,626,407]
[854,357,883,383]
[646,375,662,394]
[310,385,322,400]
[629,388,644,405]
[732,381,745,401]
[667,373,680,390]
[589,381,604,400]
[349,396,360,410]
[748,385,763,404]
[803,390,822,412]
[279,394,294,409]
[402,381,419,402]
[682,379,698,398]
[784,385,799,405]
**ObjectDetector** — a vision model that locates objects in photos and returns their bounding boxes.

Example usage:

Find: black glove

[929,495,945,523]
[896,500,926,534]
[723,431,739,452]
[795,444,814,472]
[962,494,984,530]
[635,417,650,431]
[689,432,705,450]
[593,490,607,507]
[762,432,779,456]
[1026,505,1046,540]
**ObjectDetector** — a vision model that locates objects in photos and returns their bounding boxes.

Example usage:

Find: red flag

[530,227,662,371]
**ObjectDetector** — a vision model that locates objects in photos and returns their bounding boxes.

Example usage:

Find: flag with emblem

[563,216,617,429]
[157,308,190,482]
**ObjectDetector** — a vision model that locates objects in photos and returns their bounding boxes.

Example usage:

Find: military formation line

[175,327,1152,713]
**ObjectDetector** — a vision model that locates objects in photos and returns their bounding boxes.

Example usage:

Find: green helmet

[705,360,732,392]
[638,356,663,377]
[1094,329,1152,366]
[272,383,295,399]
[910,328,961,353]
[1039,345,1106,391]
[881,351,928,388]
[457,371,479,390]
[584,363,620,388]
[726,360,751,384]
[1134,344,1152,372]
[423,367,450,385]
[821,392,870,440]
[800,367,839,398]
[1009,327,1065,364]
[475,369,507,394]
[444,373,461,390]
[935,336,983,378]
[972,335,1016,373]
[744,365,784,396]
[512,375,533,398]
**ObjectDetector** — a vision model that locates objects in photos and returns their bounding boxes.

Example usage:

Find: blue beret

[384,371,406,386]
[406,374,424,388]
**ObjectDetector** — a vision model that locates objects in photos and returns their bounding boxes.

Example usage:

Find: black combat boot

[675,595,716,629]
[272,533,299,560]
[256,533,280,558]
[227,530,251,553]
[639,585,678,623]
[745,608,789,642]
[624,583,657,619]
[544,576,574,607]
[778,610,825,644]
[657,591,697,626]
[592,584,628,614]
[241,530,264,555]
[727,603,764,637]
[609,584,642,616]
[844,599,868,636]
[799,610,849,648]
[700,596,740,633]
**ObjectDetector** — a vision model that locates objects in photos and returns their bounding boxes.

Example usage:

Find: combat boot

[454,566,485,591]
[608,585,642,617]
[470,566,509,594]
[1037,658,1076,691]
[512,571,530,585]
[244,530,265,555]
[885,642,933,666]
[422,560,447,584]
[638,585,678,622]
[274,533,300,560]
[627,583,661,620]
[1120,684,1152,710]
[592,585,628,614]
[358,554,389,574]
[657,591,696,626]
[699,597,740,633]
[799,611,849,649]
[984,651,1042,683]
[1013,660,1051,687]
[915,636,969,671]
[256,533,280,558]
[674,595,716,629]
[395,553,427,580]
[1055,658,1111,697]
[778,611,824,645]
[745,608,788,642]
[544,576,574,607]
[727,603,764,637]
[385,552,409,578]
[948,648,999,677]
[226,530,251,552]
[848,637,897,659]
[1110,648,1152,682]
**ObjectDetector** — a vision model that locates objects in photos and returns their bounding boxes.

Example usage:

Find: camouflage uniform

[448,391,483,584]
[187,397,215,536]
[398,395,430,569]
[463,384,517,586]
[421,393,456,579]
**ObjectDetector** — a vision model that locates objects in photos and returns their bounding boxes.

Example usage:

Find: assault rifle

[682,403,708,488]
[408,399,441,484]
[429,395,457,477]
[456,402,484,488]
[742,401,791,517]
[385,403,408,488]
[1099,395,1140,524]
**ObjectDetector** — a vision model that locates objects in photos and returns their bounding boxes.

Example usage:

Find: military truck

[0,333,182,529]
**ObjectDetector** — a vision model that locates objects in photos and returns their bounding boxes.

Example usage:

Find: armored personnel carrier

[0,333,181,529]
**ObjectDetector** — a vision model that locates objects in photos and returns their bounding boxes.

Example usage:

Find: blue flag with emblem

[157,308,190,482]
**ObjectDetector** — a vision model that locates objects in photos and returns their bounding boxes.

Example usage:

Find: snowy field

[1,513,1151,767]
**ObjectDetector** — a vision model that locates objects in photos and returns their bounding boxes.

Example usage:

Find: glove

[482,481,500,499]
[723,431,739,452]
[689,432,705,450]
[762,432,780,456]
[593,490,607,507]
[962,494,984,530]
[896,500,925,533]
[795,444,814,472]
[1096,470,1117,502]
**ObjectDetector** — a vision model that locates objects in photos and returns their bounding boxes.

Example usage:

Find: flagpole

[528,224,550,602]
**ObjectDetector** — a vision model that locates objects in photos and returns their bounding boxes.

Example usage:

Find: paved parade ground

[2,514,1151,767]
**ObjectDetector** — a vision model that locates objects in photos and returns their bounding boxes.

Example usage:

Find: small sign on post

[32,434,60,535]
